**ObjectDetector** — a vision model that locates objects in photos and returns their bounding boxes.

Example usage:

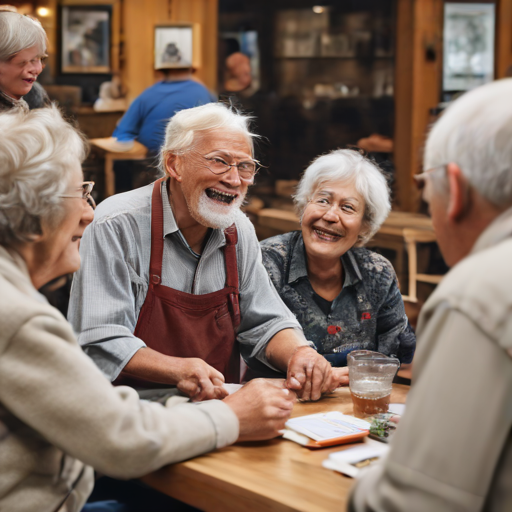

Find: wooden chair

[401,228,444,303]
[367,211,434,288]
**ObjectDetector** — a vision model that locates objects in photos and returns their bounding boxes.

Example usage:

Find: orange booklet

[283,412,370,449]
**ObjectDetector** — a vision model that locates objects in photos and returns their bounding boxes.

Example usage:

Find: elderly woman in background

[0,10,49,112]
[0,106,295,512]
[261,149,415,373]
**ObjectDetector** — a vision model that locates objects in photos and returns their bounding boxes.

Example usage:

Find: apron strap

[149,177,167,285]
[224,224,241,328]
[149,179,241,328]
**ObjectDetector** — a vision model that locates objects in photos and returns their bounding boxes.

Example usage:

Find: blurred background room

[3,0,511,317]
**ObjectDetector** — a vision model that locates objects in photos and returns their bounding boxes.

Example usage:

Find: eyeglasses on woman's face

[60,181,96,208]
[308,194,361,219]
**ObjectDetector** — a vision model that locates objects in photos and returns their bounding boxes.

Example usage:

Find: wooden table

[89,137,148,198]
[142,384,409,512]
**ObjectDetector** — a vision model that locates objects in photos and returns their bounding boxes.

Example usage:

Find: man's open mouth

[22,78,35,84]
[313,227,343,242]
[205,188,237,205]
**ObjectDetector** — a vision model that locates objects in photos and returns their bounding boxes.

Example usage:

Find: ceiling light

[36,7,50,17]
[312,6,325,14]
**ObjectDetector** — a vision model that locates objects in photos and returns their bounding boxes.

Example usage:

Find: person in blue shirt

[113,67,215,155]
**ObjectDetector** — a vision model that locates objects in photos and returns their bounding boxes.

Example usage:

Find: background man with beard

[70,102,340,402]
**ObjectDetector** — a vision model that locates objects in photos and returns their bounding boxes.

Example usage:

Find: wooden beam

[393,0,414,212]
[497,0,512,78]
[394,0,443,212]
[171,0,218,91]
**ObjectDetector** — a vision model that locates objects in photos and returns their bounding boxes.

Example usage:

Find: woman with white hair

[0,10,48,112]
[261,149,416,370]
[0,106,297,512]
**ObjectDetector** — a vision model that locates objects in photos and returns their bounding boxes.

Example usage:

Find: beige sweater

[349,208,512,511]
[0,246,239,512]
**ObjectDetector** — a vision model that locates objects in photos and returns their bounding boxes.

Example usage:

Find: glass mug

[348,350,400,418]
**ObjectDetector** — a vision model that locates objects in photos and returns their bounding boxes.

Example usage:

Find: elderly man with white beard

[70,102,340,403]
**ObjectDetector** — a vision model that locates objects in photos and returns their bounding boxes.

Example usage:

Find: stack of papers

[283,412,371,448]
[322,439,390,477]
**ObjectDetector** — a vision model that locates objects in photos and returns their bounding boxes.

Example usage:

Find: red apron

[121,178,241,386]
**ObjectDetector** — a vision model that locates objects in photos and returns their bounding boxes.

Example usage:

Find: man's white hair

[294,149,391,246]
[424,78,512,208]
[0,106,87,246]
[0,11,47,61]
[158,102,257,174]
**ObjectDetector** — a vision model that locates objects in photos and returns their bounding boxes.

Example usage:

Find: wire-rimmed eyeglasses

[196,153,261,182]
[60,181,96,208]
[414,165,447,191]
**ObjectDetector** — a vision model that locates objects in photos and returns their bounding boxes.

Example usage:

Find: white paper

[285,412,370,442]
[322,438,389,477]
[388,403,406,416]
[222,383,243,395]
[329,442,389,464]
[281,429,311,446]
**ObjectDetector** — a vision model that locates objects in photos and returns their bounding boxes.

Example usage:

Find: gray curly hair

[0,106,87,247]
[293,149,391,246]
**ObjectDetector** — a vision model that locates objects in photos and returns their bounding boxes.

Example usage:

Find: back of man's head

[424,78,512,209]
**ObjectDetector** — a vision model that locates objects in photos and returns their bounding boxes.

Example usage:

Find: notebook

[283,412,371,449]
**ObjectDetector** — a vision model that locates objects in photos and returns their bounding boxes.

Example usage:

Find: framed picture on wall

[154,24,194,70]
[443,3,495,92]
[60,5,111,73]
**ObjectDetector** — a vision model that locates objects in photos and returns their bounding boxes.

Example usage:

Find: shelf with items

[274,8,394,64]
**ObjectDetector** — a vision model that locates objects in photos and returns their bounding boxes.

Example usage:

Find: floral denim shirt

[260,231,416,366]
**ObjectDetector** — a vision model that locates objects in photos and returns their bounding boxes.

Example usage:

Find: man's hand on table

[285,346,335,401]
[122,348,228,401]
[224,379,296,441]
[174,358,229,402]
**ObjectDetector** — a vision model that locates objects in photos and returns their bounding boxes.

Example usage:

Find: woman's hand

[330,366,349,390]
[285,346,334,401]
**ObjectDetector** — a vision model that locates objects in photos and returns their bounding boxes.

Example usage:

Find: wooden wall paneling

[123,0,167,102]
[170,0,218,92]
[123,0,218,103]
[393,0,414,212]
[110,0,120,73]
[394,0,443,212]
[37,0,58,79]
[497,0,512,77]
